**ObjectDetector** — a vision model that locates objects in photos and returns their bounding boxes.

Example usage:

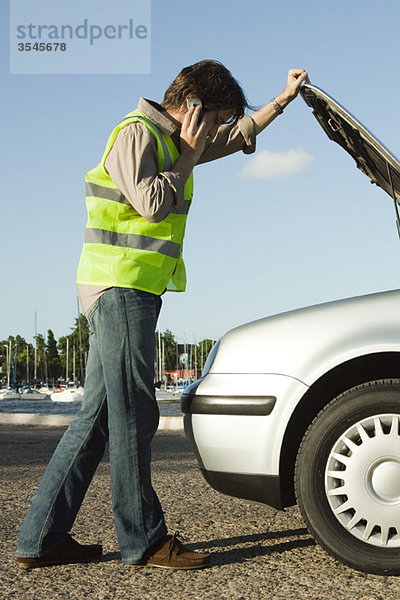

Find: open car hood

[300,84,400,210]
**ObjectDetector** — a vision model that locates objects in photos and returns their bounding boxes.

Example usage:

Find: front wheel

[295,379,400,575]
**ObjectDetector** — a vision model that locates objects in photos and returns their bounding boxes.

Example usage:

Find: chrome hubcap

[325,414,400,547]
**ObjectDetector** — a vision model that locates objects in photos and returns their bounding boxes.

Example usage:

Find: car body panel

[184,373,308,475]
[210,289,400,386]
[183,289,400,486]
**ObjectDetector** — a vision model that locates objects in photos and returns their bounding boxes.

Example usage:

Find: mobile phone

[186,97,205,127]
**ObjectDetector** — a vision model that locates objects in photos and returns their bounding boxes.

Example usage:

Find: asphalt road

[1,426,400,600]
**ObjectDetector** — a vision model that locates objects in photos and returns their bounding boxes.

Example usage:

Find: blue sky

[2,0,400,345]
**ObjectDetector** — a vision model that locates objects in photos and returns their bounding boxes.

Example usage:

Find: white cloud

[239,148,313,180]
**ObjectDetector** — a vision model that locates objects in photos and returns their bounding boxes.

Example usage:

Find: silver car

[182,84,400,575]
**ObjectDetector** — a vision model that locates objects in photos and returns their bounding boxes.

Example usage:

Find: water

[0,393,183,417]
[0,399,81,415]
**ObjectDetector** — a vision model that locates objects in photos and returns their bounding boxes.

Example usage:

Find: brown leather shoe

[16,534,102,570]
[131,533,210,570]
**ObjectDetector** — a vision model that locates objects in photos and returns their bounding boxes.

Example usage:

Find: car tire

[295,379,400,575]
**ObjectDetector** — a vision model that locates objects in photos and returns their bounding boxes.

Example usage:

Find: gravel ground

[1,426,400,600]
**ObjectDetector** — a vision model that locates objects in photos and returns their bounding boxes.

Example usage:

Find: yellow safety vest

[76,110,193,295]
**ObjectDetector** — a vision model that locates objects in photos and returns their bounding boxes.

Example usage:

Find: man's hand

[179,106,208,164]
[282,68,310,102]
[170,106,208,183]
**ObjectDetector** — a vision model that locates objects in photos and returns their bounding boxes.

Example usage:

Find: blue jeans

[16,287,167,564]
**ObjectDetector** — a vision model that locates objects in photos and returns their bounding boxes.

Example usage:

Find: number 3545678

[18,42,67,51]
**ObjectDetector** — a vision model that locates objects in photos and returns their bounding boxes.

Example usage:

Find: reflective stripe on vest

[85,181,191,215]
[76,110,193,295]
[84,228,181,259]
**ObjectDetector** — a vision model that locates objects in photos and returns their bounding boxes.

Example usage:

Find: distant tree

[22,343,34,383]
[0,335,36,386]
[58,314,90,382]
[0,321,213,386]
[0,342,6,383]
[162,329,177,370]
[197,339,217,372]
[46,329,61,384]
[17,339,34,384]
[34,333,46,382]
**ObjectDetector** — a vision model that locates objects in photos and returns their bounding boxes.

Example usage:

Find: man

[16,60,308,570]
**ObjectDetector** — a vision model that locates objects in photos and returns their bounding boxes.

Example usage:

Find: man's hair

[161,60,250,121]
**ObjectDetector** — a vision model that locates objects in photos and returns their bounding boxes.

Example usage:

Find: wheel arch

[278,351,400,507]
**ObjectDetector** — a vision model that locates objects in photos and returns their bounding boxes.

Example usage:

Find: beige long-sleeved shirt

[78,98,257,314]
